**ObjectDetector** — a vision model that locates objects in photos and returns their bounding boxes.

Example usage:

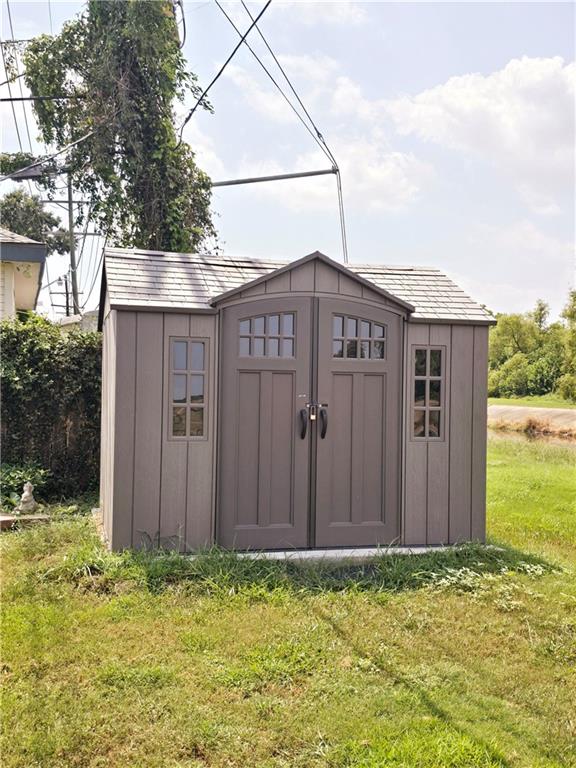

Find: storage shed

[98,248,495,552]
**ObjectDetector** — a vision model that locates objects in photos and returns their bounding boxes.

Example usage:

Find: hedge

[1,314,101,498]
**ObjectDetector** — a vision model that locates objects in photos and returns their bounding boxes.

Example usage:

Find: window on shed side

[413,347,444,439]
[169,339,207,439]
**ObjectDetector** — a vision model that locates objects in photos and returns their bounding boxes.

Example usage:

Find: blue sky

[1,1,574,318]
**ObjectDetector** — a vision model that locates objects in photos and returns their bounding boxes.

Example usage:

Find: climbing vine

[23,0,215,252]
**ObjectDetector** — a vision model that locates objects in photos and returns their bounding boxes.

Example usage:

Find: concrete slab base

[0,513,51,531]
[206,545,460,564]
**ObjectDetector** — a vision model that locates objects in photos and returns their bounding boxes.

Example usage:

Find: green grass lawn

[488,394,576,410]
[2,438,575,768]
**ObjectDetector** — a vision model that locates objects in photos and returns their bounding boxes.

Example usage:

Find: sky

[1,1,574,319]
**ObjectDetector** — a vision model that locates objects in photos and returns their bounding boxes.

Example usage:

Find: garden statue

[15,482,38,515]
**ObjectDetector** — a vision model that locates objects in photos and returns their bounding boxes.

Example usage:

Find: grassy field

[488,394,576,410]
[2,438,575,768]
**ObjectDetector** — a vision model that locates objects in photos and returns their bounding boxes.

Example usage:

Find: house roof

[0,227,46,310]
[101,247,495,325]
[0,227,42,245]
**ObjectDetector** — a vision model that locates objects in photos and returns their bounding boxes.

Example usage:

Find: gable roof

[210,251,415,312]
[101,247,495,325]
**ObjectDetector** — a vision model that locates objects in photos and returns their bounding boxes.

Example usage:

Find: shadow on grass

[39,534,556,596]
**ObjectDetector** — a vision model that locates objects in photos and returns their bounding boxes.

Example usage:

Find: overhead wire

[239,0,348,263]
[214,0,333,165]
[6,0,33,152]
[81,238,105,310]
[214,0,349,262]
[178,0,272,140]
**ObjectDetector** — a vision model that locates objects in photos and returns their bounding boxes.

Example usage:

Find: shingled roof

[102,248,494,324]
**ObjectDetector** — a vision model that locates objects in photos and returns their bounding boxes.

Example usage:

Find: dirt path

[488,404,576,436]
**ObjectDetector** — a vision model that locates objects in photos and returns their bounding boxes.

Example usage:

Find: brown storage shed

[98,248,495,552]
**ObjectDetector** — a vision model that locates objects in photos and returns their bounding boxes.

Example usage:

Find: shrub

[493,353,531,397]
[0,314,101,498]
[0,463,52,508]
[555,373,576,403]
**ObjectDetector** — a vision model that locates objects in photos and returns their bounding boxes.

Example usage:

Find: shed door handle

[320,407,328,439]
[299,408,308,439]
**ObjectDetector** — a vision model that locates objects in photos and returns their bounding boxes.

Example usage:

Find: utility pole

[63,275,70,316]
[67,172,80,314]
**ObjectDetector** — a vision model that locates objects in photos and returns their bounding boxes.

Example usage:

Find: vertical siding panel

[315,261,339,293]
[241,283,265,297]
[289,261,315,291]
[338,273,362,297]
[265,272,291,293]
[403,324,429,545]
[471,326,489,541]
[160,314,189,548]
[426,324,451,544]
[185,314,216,550]
[106,310,117,544]
[449,325,474,542]
[132,313,163,548]
[112,311,136,549]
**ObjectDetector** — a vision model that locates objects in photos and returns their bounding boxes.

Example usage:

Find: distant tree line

[488,291,576,402]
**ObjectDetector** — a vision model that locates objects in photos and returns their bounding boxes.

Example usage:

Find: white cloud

[272,1,368,26]
[182,121,227,179]
[234,138,433,213]
[224,64,299,124]
[455,219,575,316]
[383,56,575,214]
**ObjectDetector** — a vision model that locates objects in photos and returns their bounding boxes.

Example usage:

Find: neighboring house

[58,310,99,334]
[0,227,46,319]
[98,248,495,552]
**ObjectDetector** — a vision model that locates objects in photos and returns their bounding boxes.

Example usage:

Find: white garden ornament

[15,482,38,515]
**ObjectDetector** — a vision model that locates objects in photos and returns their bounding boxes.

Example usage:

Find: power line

[240,0,336,166]
[81,241,105,310]
[239,0,348,262]
[236,0,348,262]
[214,0,333,166]
[0,43,23,152]
[178,0,272,140]
[0,129,95,182]
[0,71,23,87]
[6,1,33,152]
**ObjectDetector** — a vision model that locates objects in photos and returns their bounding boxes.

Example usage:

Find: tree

[530,299,549,331]
[488,313,539,369]
[22,0,215,252]
[561,290,576,374]
[0,190,69,255]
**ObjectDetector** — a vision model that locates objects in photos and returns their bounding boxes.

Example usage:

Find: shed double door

[218,297,401,550]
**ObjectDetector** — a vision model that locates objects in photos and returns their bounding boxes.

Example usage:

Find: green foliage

[0,190,69,255]
[489,295,574,400]
[555,373,576,403]
[23,0,215,252]
[561,289,576,373]
[0,464,52,508]
[0,314,101,498]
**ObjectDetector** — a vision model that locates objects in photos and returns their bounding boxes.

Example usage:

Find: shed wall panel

[448,325,474,542]
[100,308,116,544]
[403,323,429,545]
[426,324,451,544]
[111,311,136,549]
[160,314,190,548]
[471,325,489,541]
[132,313,163,548]
[289,261,315,291]
[185,313,216,549]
